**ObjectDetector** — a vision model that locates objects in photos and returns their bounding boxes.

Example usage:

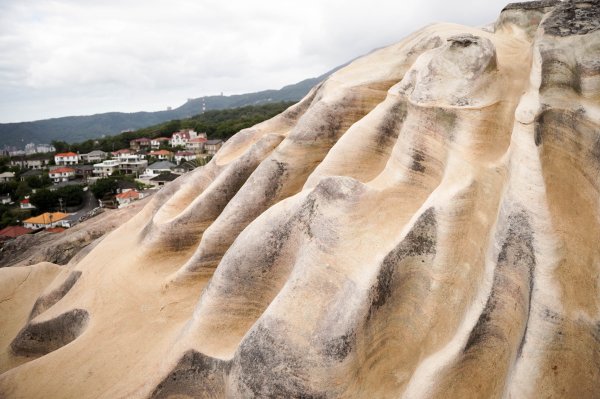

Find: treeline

[51,101,295,154]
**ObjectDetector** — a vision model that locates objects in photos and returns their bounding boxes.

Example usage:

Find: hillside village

[0,129,222,242]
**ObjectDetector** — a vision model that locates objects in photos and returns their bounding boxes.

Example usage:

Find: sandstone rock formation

[1,1,599,398]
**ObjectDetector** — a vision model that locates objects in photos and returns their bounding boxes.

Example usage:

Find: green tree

[30,189,58,212]
[51,140,70,153]
[91,178,118,199]
[55,185,84,207]
[163,120,182,135]
[15,181,31,200]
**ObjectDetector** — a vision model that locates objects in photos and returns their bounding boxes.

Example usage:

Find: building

[20,198,35,209]
[49,167,76,183]
[150,172,179,187]
[174,151,196,164]
[36,144,56,154]
[10,157,52,170]
[0,194,11,204]
[119,156,148,176]
[186,137,207,152]
[23,212,69,229]
[0,172,15,182]
[145,161,177,177]
[55,152,80,166]
[150,137,170,149]
[80,150,107,163]
[0,225,33,241]
[20,169,43,182]
[111,149,132,157]
[171,161,197,174]
[148,150,173,160]
[204,139,223,156]
[115,190,146,207]
[74,165,95,181]
[170,129,200,147]
[24,143,55,155]
[130,138,151,151]
[93,160,120,177]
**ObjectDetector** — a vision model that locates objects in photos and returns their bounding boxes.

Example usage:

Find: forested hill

[0,68,339,148]
[51,102,295,154]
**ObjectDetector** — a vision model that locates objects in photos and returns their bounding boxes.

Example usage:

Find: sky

[0,0,512,123]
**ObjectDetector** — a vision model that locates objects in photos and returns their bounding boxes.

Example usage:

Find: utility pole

[58,197,64,213]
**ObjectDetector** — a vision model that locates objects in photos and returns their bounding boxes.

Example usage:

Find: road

[65,189,99,225]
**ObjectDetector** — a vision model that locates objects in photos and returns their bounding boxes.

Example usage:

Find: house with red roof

[54,152,80,166]
[148,150,174,160]
[20,198,35,209]
[115,190,146,207]
[186,137,208,152]
[170,130,206,147]
[49,167,76,183]
[174,151,196,164]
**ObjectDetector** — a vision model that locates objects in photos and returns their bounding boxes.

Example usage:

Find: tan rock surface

[0,1,599,398]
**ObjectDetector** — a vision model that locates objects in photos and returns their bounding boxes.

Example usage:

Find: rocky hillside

[1,1,599,398]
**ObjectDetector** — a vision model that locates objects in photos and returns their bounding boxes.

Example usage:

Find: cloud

[0,0,510,122]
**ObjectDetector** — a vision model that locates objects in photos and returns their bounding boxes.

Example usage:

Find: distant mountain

[0,65,345,149]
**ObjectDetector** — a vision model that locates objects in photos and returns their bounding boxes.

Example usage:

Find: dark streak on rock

[28,271,82,320]
[368,208,437,320]
[234,323,326,398]
[150,350,230,399]
[411,150,426,172]
[11,308,89,356]
[263,160,287,201]
[322,330,356,362]
[375,101,407,151]
[464,210,536,356]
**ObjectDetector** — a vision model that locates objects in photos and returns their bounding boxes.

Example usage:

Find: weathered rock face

[1,2,599,398]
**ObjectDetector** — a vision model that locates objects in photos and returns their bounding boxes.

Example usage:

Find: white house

[174,151,196,164]
[54,152,80,166]
[0,194,11,205]
[115,190,146,207]
[0,172,15,182]
[80,150,107,163]
[23,212,69,229]
[145,161,177,177]
[93,160,120,177]
[49,167,75,183]
[20,198,35,209]
[170,129,200,147]
[151,137,170,149]
[148,150,173,160]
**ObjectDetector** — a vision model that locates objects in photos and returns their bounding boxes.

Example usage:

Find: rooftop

[20,169,43,177]
[205,139,223,145]
[150,172,179,182]
[50,167,75,174]
[148,161,176,170]
[0,225,33,238]
[24,212,69,225]
[56,152,78,157]
[116,190,140,200]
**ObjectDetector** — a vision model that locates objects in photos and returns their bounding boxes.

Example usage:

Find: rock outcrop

[1,1,599,398]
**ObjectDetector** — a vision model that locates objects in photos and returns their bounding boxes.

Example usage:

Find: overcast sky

[0,0,512,123]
